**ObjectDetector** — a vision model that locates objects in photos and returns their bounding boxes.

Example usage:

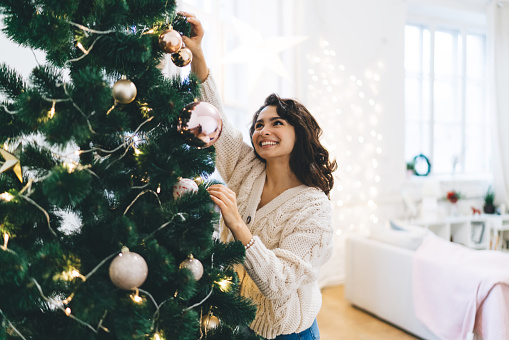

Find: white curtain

[488,2,509,209]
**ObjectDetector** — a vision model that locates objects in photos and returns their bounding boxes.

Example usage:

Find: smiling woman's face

[251,105,296,163]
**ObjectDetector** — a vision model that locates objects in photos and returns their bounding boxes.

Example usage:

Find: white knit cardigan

[200,73,334,339]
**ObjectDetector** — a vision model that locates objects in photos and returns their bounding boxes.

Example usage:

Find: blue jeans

[274,319,320,340]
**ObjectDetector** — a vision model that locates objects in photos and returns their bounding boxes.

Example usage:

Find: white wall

[0,20,46,80]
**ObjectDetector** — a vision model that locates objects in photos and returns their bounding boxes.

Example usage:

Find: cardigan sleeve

[199,72,256,183]
[243,196,334,301]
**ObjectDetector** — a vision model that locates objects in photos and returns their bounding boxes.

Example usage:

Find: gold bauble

[171,47,193,67]
[201,314,220,331]
[112,79,137,104]
[158,28,183,54]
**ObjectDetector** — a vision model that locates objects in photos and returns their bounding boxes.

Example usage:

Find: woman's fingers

[178,11,195,18]
[208,189,232,205]
[209,194,226,209]
[207,185,236,201]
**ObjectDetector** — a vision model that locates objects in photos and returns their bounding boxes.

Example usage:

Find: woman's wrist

[228,221,253,246]
[190,50,208,82]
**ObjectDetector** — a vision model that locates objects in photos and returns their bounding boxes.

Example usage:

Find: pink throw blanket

[413,233,509,340]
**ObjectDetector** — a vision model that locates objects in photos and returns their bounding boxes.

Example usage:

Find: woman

[181,12,336,340]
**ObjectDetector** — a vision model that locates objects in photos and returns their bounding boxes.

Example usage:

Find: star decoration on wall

[223,16,308,91]
[0,148,23,182]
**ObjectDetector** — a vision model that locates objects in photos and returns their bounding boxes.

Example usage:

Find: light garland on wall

[307,38,384,237]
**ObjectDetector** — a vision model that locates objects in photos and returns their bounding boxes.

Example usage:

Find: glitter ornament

[109,248,148,290]
[177,101,222,148]
[171,47,193,67]
[179,255,203,281]
[173,178,199,200]
[112,78,137,104]
[158,28,183,54]
[0,148,22,183]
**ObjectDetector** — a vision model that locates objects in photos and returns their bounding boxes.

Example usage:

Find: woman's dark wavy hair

[249,94,337,197]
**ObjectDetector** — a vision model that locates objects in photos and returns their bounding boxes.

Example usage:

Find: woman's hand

[178,11,208,82]
[207,184,253,245]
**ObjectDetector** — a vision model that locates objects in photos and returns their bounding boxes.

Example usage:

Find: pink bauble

[178,101,223,148]
[173,178,199,200]
[109,250,148,290]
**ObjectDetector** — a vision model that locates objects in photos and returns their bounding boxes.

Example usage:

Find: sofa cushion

[369,223,428,250]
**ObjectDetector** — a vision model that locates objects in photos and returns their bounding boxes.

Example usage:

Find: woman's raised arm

[179,12,208,82]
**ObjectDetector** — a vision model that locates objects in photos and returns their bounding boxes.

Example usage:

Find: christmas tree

[0,1,258,339]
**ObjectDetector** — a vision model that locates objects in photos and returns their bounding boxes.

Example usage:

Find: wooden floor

[317,285,419,340]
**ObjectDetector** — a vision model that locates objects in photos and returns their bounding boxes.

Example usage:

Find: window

[404,23,490,176]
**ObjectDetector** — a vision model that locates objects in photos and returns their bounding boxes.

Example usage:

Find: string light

[156,185,161,194]
[0,192,14,201]
[61,268,87,281]
[48,100,56,119]
[64,162,78,173]
[142,29,155,35]
[1,233,9,251]
[76,42,88,55]
[62,293,74,305]
[215,277,233,292]
[130,288,143,304]
[65,307,72,316]
[306,38,384,242]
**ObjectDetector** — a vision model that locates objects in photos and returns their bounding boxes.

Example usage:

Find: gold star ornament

[0,148,22,182]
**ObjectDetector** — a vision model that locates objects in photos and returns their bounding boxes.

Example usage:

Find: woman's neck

[264,160,302,192]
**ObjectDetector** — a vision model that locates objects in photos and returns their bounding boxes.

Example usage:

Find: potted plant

[483,186,496,214]
[446,191,461,204]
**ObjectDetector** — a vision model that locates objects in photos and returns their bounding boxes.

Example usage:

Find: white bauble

[173,178,199,200]
[109,249,148,290]
[179,255,203,281]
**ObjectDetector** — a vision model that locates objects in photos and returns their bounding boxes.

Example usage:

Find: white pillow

[369,223,428,250]
[389,220,429,237]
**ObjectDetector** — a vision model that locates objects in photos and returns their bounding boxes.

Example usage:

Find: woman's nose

[261,126,270,135]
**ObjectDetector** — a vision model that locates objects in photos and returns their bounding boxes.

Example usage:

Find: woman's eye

[274,120,283,126]
[255,123,263,129]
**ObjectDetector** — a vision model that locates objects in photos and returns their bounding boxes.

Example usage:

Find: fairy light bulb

[48,101,56,119]
[130,289,143,303]
[134,148,142,156]
[156,185,161,194]
[76,42,88,55]
[0,192,14,201]
[65,307,72,316]
[62,293,74,305]
[216,277,233,292]
[71,269,86,281]
[62,268,86,281]
[64,162,78,173]
[1,233,9,251]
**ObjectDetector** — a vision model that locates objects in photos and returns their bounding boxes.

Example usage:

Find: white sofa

[344,233,439,340]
